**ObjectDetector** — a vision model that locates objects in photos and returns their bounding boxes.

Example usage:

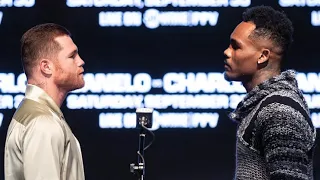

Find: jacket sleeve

[259,103,315,180]
[22,115,65,180]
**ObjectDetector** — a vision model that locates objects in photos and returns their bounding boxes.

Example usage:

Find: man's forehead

[54,35,77,50]
[231,21,256,40]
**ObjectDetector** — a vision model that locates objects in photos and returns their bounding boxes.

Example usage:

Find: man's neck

[27,79,66,108]
[243,69,281,92]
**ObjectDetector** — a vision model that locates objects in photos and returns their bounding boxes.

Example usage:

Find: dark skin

[224,21,282,92]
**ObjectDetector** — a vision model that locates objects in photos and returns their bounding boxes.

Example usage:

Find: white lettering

[311,11,320,26]
[151,111,219,130]
[158,11,189,27]
[133,73,152,93]
[66,94,144,109]
[229,0,250,7]
[0,0,35,7]
[296,73,320,93]
[191,113,219,128]
[98,111,219,131]
[14,0,35,7]
[229,94,245,109]
[99,113,123,128]
[163,72,245,93]
[151,111,190,130]
[191,11,219,26]
[0,95,13,109]
[67,0,90,7]
[152,79,163,88]
[0,73,26,93]
[17,74,27,92]
[123,113,136,128]
[279,0,305,7]
[73,73,151,93]
[99,11,123,27]
[307,0,320,6]
[143,9,219,29]
[144,0,162,7]
[0,113,3,127]
[311,112,320,128]
[172,0,229,7]
[144,94,229,109]
[279,0,320,7]
[303,94,320,109]
[99,11,143,27]
[67,0,143,8]
[14,95,24,108]
[163,72,186,93]
[0,0,13,7]
[144,0,250,7]
[0,11,3,24]
[123,11,142,27]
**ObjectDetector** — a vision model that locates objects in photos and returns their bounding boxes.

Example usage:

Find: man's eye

[231,43,239,49]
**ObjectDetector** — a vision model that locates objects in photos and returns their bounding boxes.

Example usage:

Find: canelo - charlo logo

[0,72,320,129]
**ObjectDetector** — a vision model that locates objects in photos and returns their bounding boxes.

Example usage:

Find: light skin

[27,35,85,107]
[224,21,281,92]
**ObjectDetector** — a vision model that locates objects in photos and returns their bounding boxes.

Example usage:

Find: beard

[53,62,85,93]
[55,73,85,92]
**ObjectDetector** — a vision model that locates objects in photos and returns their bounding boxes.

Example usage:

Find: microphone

[130,108,154,180]
[136,108,153,128]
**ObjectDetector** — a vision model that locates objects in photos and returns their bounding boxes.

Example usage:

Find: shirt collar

[24,84,64,119]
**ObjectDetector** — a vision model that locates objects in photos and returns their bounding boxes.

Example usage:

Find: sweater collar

[229,70,301,122]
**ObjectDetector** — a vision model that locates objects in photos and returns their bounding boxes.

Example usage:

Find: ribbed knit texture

[229,70,316,180]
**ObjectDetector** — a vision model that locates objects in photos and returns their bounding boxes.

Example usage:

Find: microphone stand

[130,108,154,180]
[130,124,147,180]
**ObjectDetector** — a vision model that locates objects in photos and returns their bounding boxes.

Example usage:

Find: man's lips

[224,61,231,70]
[224,65,230,71]
[79,68,85,75]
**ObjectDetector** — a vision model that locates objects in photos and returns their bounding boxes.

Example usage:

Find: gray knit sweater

[229,70,316,180]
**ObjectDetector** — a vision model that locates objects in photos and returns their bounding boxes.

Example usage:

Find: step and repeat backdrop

[0,0,319,180]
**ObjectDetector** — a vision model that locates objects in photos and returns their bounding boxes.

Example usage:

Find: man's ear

[257,49,270,64]
[39,59,53,76]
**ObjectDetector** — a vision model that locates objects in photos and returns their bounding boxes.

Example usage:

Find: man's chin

[223,71,240,82]
[69,82,85,92]
[76,81,85,90]
[224,72,233,81]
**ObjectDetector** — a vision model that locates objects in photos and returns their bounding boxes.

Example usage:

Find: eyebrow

[230,38,242,47]
[67,49,78,57]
